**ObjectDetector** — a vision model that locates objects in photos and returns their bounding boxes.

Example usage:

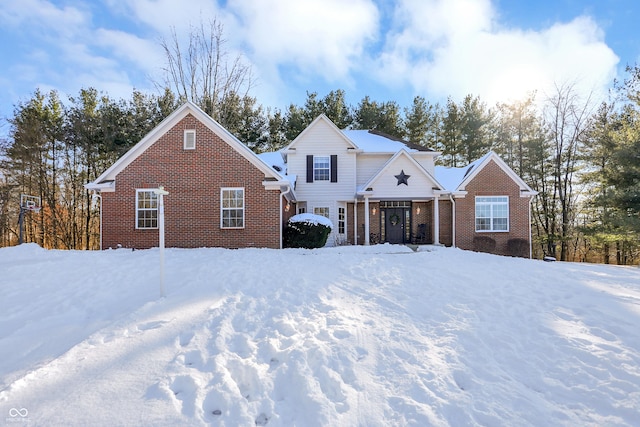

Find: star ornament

[395,170,411,186]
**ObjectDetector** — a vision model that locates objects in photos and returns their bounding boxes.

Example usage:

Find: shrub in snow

[507,238,529,258]
[473,235,496,253]
[284,213,333,249]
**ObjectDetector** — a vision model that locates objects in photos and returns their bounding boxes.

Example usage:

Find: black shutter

[330,155,338,183]
[306,155,314,182]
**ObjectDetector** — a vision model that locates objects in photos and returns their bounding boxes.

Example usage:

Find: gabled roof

[85,101,287,191]
[358,148,445,194]
[435,151,537,196]
[284,114,358,151]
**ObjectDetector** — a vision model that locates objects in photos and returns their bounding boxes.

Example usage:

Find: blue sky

[0,0,637,130]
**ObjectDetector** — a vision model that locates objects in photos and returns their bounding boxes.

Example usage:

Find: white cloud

[376,0,618,105]
[232,0,379,81]
[0,0,87,35]
[94,29,165,82]
[107,0,226,33]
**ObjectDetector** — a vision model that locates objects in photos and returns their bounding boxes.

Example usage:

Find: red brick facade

[101,114,282,249]
[454,159,531,256]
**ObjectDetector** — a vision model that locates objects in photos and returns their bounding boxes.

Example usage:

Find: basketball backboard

[20,194,41,213]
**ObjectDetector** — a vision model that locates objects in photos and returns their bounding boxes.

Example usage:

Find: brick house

[262,114,537,257]
[85,101,295,250]
[86,103,536,257]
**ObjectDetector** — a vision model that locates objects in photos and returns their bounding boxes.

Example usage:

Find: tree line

[0,20,638,263]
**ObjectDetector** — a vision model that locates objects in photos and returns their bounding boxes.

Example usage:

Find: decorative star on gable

[395,170,411,186]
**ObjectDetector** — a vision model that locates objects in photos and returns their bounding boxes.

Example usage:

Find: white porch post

[354,198,358,245]
[433,194,440,245]
[364,196,370,246]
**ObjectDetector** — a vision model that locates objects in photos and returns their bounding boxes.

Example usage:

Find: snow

[288,213,334,229]
[1,243,640,426]
[343,129,414,153]
[257,152,286,175]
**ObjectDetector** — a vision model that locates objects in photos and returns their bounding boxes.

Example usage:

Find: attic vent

[184,130,196,150]
[273,165,282,172]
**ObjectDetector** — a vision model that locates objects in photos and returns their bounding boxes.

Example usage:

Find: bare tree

[160,18,256,120]
[542,82,594,260]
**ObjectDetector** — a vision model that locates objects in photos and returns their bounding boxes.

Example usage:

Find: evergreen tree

[353,96,403,137]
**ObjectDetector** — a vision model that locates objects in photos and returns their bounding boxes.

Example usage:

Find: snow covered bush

[284,213,333,249]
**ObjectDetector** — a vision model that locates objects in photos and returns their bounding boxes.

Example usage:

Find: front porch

[349,199,453,246]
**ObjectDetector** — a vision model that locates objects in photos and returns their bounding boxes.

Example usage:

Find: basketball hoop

[20,195,42,214]
[18,194,41,244]
[23,199,41,213]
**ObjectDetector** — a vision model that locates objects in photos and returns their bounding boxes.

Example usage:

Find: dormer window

[184,130,196,150]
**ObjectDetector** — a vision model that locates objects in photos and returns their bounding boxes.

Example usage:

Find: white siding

[287,120,357,247]
[368,156,438,199]
[413,153,438,176]
[288,120,357,202]
[356,154,393,188]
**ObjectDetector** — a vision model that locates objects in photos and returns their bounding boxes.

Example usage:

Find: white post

[433,195,440,245]
[364,196,370,246]
[353,198,358,245]
[154,186,169,298]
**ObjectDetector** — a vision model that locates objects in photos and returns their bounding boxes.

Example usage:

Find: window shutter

[330,155,338,182]
[306,155,314,182]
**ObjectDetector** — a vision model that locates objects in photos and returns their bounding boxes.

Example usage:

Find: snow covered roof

[258,152,286,175]
[434,151,536,196]
[434,153,489,191]
[342,130,434,153]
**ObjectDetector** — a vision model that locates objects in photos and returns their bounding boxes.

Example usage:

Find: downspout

[280,185,292,249]
[448,193,456,248]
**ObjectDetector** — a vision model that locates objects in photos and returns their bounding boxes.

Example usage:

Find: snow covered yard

[1,244,639,426]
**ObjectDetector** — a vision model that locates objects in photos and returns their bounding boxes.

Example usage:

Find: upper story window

[136,190,158,229]
[184,130,196,150]
[307,155,337,183]
[221,188,244,228]
[475,196,509,232]
[314,156,330,181]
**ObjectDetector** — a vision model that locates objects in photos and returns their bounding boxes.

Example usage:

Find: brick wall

[102,114,281,249]
[454,159,532,257]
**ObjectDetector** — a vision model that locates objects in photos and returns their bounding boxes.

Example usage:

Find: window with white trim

[314,156,330,181]
[314,206,330,219]
[136,190,158,229]
[221,188,244,228]
[475,196,509,231]
[184,129,196,150]
[338,206,345,234]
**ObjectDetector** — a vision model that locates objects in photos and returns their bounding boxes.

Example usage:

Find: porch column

[433,195,440,245]
[364,196,370,246]
[353,198,358,245]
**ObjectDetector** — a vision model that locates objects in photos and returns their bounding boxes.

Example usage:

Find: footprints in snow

[151,296,373,423]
